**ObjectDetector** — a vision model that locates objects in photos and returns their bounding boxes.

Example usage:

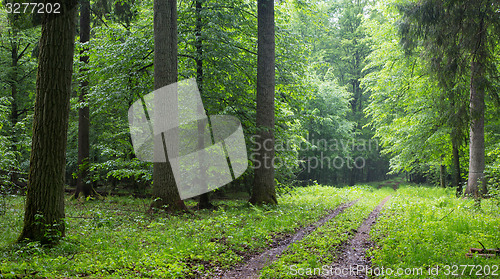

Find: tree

[150,0,188,212]
[192,0,215,209]
[77,0,312,194]
[397,0,500,197]
[18,1,78,244]
[327,0,373,186]
[250,0,277,205]
[297,70,354,185]
[282,0,389,186]
[362,1,463,187]
[74,0,97,199]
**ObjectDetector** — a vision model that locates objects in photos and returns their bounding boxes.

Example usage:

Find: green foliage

[69,0,316,189]
[297,69,355,183]
[0,98,11,172]
[279,0,390,185]
[362,0,470,184]
[484,159,500,205]
[4,2,500,276]
[66,2,155,185]
[88,158,152,190]
[485,168,500,205]
[485,105,500,202]
[392,0,500,192]
[0,21,38,190]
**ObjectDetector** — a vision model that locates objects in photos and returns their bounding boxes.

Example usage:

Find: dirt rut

[325,195,391,279]
[219,200,359,279]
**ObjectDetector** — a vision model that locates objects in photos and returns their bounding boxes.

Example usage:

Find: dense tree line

[1,0,390,196]
[0,0,499,243]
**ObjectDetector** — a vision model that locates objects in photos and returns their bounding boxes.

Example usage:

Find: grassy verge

[369,186,500,279]
[260,187,394,278]
[1,185,369,278]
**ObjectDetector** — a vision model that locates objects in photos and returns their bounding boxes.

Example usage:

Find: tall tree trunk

[250,0,277,205]
[465,60,486,198]
[150,0,187,212]
[194,0,213,210]
[74,0,96,199]
[465,18,486,198]
[18,2,77,245]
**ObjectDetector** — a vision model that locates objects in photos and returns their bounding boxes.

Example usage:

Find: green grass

[369,186,500,279]
[260,187,393,278]
[0,185,369,278]
[2,185,498,278]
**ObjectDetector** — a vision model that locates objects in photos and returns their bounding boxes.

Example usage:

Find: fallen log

[466,242,500,258]
[469,248,500,254]
[64,188,152,198]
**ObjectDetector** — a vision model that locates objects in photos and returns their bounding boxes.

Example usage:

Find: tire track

[219,199,360,279]
[325,195,391,279]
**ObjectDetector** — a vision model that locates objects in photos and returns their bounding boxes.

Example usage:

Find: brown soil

[325,195,391,279]
[217,200,359,279]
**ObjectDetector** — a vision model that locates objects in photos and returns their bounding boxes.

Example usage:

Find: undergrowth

[369,186,500,279]
[0,185,367,278]
[3,185,498,278]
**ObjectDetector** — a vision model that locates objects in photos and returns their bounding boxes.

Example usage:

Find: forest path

[325,195,391,279]
[218,199,359,279]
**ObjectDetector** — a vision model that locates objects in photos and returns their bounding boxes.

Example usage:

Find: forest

[0,0,499,278]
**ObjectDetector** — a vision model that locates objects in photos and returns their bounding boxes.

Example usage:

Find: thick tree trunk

[18,2,77,245]
[194,0,214,210]
[197,100,211,209]
[465,60,486,198]
[74,0,96,199]
[150,0,187,212]
[465,18,486,198]
[250,0,277,205]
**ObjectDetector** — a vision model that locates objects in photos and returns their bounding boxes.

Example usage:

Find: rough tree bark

[465,18,486,198]
[440,163,446,188]
[150,0,188,212]
[194,0,214,210]
[250,0,277,205]
[74,0,97,199]
[18,1,77,245]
